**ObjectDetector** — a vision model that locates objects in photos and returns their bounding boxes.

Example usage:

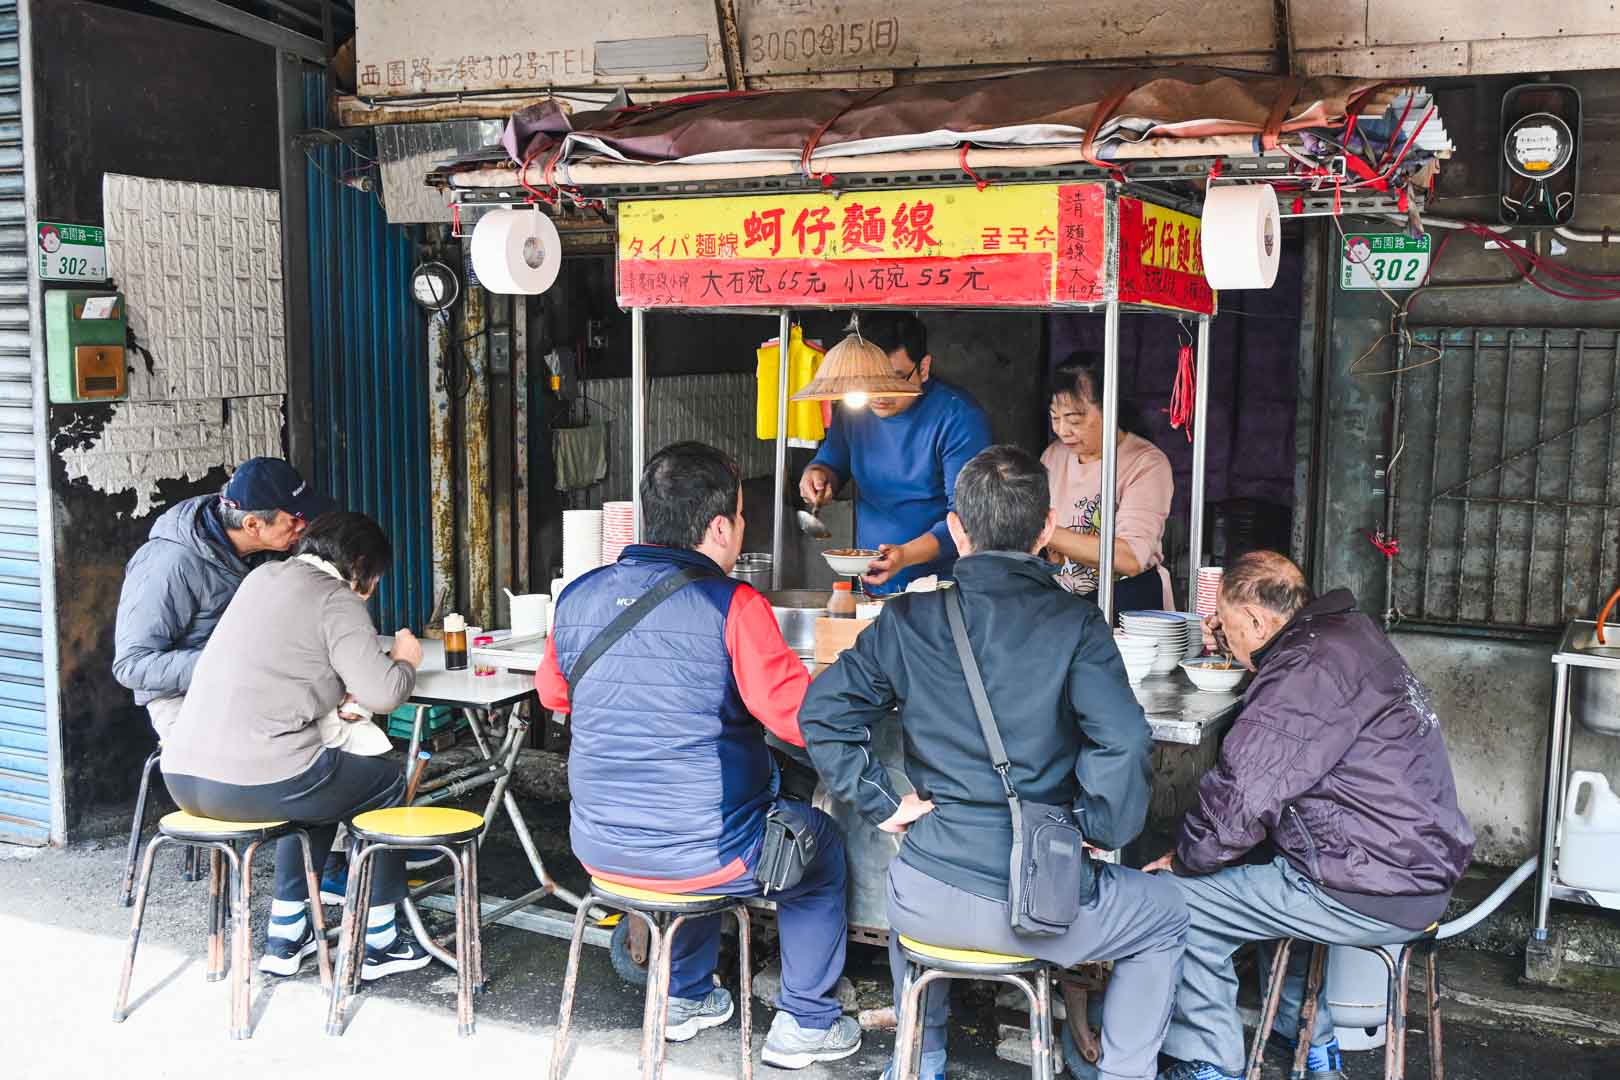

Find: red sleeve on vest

[536,634,570,714]
[724,586,809,747]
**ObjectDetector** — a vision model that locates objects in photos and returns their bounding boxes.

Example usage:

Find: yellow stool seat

[590,877,722,905]
[158,811,288,839]
[351,806,484,844]
[898,935,1035,966]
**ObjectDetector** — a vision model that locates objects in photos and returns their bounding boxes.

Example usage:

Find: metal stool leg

[898,969,946,1080]
[637,915,669,1080]
[1425,944,1444,1080]
[205,847,227,982]
[326,841,376,1036]
[293,829,333,990]
[447,843,474,1037]
[735,904,753,1080]
[231,839,264,1040]
[1290,944,1328,1080]
[1033,967,1056,1080]
[465,838,486,992]
[1247,940,1293,1080]
[112,833,170,1022]
[548,890,601,1080]
[120,750,162,907]
[1389,945,1414,1080]
[650,913,702,1080]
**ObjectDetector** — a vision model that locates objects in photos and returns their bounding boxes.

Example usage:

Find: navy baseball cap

[223,458,335,520]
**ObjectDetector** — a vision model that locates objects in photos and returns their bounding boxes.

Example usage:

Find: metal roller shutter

[0,0,57,845]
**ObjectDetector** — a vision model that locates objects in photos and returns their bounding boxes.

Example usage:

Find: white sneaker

[761,1012,861,1069]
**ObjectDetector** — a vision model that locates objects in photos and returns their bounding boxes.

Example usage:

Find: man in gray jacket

[113,458,333,738]
[802,446,1188,1080]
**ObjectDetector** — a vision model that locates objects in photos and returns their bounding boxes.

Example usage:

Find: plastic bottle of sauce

[443,613,469,671]
[827,581,857,618]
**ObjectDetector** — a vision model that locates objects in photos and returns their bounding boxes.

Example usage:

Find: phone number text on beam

[615,184,1106,309]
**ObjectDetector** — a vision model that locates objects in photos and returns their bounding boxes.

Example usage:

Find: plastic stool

[894,935,1055,1080]
[113,811,331,1039]
[325,806,485,1037]
[1248,934,1443,1080]
[550,877,754,1080]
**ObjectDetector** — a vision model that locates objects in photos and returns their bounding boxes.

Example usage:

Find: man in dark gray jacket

[1149,551,1474,1080]
[113,458,332,738]
[802,445,1189,1080]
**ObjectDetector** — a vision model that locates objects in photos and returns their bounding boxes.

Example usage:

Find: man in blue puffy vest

[537,441,861,1069]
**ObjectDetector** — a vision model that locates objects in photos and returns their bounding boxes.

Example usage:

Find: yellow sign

[617,185,1063,263]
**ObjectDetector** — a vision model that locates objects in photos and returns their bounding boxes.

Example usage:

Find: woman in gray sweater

[161,512,430,981]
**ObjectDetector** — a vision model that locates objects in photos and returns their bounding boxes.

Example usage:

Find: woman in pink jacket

[1041,351,1176,613]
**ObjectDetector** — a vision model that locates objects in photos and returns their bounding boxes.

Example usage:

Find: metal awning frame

[617,179,1217,622]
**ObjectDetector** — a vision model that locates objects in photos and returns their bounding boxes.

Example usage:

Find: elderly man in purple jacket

[1149,551,1474,1080]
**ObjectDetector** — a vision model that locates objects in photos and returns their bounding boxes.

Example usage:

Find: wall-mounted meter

[46,289,127,403]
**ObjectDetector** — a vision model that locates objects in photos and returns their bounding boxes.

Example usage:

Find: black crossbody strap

[567,567,710,688]
[944,587,1018,803]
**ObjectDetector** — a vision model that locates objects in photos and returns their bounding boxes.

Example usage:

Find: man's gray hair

[1220,550,1312,618]
[217,483,281,530]
[954,445,1050,554]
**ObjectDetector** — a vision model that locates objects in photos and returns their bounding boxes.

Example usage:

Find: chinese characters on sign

[1117,198,1216,316]
[360,48,594,94]
[616,184,1214,312]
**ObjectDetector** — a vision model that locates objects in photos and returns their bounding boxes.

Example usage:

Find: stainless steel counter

[1134,674,1242,745]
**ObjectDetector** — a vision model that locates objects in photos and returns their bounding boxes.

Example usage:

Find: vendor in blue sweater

[798,313,992,594]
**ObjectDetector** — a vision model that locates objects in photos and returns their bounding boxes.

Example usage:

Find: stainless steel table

[1133,674,1242,746]
[379,638,603,965]
[1532,620,1620,966]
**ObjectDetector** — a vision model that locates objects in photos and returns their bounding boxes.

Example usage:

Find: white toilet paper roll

[1199,184,1281,290]
[471,207,563,295]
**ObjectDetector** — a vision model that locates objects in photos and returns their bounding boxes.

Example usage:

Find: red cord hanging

[1166,340,1196,442]
[1366,529,1400,559]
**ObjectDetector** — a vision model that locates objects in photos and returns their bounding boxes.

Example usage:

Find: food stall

[436,65,1447,948]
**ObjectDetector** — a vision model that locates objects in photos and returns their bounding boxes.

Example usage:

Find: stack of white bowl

[1120,610,1190,676]
[1173,612,1206,660]
[562,509,604,586]
[1114,631,1158,686]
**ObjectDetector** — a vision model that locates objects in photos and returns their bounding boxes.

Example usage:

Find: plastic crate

[385,705,463,741]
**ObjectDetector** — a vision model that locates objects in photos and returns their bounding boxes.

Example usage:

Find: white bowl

[1181,658,1245,693]
[823,549,879,576]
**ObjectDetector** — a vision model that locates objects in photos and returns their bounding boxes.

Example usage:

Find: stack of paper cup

[601,501,636,566]
[562,509,604,586]
[1196,566,1224,618]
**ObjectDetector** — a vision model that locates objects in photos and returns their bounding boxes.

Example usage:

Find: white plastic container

[1559,770,1620,892]
[1326,945,1389,1051]
[508,593,550,637]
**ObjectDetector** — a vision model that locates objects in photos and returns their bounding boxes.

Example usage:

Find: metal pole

[772,312,791,592]
[1098,300,1121,623]
[1187,315,1212,608]
[631,308,647,542]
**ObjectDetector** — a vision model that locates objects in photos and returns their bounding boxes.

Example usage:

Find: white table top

[382,636,537,709]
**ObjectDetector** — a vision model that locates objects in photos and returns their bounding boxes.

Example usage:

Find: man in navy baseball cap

[114,457,335,741]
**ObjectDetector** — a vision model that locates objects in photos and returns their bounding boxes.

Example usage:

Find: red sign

[1117,197,1216,315]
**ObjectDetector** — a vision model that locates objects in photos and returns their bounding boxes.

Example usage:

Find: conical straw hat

[791,332,921,402]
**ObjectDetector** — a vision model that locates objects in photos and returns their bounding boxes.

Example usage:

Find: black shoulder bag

[944,586,1094,935]
[566,565,816,896]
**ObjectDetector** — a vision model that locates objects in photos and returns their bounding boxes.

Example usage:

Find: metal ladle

[796,508,832,540]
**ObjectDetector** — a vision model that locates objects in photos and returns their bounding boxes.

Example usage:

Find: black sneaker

[259,923,319,977]
[361,932,434,981]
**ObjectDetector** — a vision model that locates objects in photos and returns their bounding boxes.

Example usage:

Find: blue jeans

[666,800,848,1029]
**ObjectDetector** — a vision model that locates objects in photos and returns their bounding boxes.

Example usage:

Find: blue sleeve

[809,409,852,484]
[928,399,993,557]
[1065,610,1154,850]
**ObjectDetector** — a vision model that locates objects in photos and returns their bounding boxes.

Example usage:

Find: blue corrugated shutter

[0,0,52,844]
[304,72,431,632]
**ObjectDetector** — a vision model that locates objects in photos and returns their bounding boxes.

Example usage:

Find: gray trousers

[886,857,1190,1080]
[1161,857,1412,1075]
